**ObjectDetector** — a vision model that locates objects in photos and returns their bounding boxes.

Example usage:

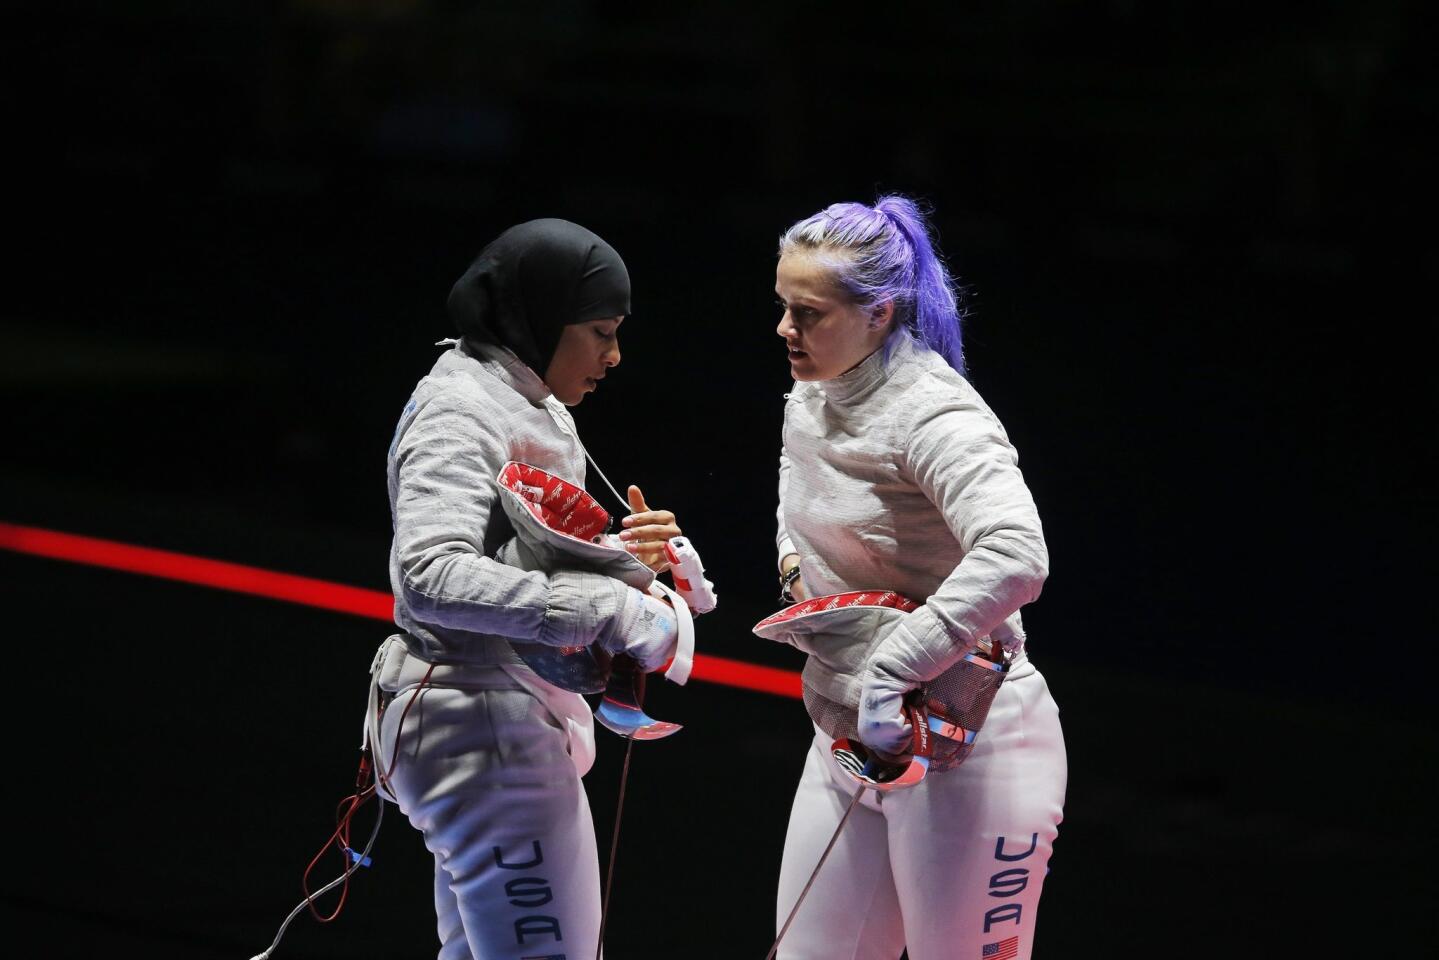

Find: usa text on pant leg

[884,662,1067,960]
[380,681,602,960]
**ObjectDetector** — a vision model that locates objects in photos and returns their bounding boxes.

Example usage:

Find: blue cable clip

[345,847,372,868]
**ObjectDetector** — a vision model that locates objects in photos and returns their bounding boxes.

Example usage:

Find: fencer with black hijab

[367,219,687,959]
[449,218,629,403]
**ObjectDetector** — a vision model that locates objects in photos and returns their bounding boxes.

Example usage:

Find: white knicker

[775,659,1067,960]
[372,639,601,960]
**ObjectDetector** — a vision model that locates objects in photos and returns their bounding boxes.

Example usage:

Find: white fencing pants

[376,661,601,960]
[775,659,1067,960]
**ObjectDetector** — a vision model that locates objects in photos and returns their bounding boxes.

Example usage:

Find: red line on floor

[0,522,803,699]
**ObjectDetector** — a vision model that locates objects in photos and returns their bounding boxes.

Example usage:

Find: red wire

[299,664,435,923]
[373,664,433,801]
[301,791,367,922]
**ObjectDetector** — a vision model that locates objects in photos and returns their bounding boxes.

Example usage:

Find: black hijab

[446,219,631,375]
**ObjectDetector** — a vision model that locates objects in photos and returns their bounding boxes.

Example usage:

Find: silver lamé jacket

[776,335,1050,708]
[387,339,623,666]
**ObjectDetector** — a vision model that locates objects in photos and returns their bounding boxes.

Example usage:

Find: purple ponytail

[779,194,966,375]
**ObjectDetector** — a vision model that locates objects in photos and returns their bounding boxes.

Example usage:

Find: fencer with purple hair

[765,196,1067,960]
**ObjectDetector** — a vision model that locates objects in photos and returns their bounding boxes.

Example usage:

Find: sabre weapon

[593,659,680,960]
[595,715,636,960]
[763,701,933,960]
[764,784,863,960]
[593,575,703,959]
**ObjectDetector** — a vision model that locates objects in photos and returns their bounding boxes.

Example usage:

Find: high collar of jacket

[454,338,553,406]
[817,335,916,406]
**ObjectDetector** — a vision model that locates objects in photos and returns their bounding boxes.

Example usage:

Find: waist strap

[373,635,525,693]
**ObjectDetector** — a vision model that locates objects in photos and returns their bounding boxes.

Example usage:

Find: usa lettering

[988,868,1029,898]
[505,877,554,908]
[493,840,564,954]
[983,833,1037,934]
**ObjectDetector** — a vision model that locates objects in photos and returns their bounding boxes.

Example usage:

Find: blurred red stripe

[0,522,802,699]
[689,654,803,699]
[0,521,393,618]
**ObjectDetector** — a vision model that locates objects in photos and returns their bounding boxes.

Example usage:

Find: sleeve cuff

[540,571,622,648]
[872,607,971,683]
[777,537,798,573]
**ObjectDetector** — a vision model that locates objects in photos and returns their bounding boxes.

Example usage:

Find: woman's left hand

[618,484,681,572]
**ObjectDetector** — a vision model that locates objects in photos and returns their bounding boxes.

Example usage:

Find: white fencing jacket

[387,339,621,666]
[776,335,1050,708]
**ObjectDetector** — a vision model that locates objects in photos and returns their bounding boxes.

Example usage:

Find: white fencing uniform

[372,637,601,960]
[775,656,1066,960]
[772,335,1067,959]
[372,339,625,960]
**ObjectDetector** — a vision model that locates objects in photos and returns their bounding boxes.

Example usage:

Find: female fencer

[766,196,1067,960]
[369,218,685,960]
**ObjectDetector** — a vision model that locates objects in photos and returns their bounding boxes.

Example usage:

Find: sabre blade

[764,786,865,960]
[596,737,635,960]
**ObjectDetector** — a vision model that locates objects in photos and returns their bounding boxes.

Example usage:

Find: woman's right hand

[781,553,807,603]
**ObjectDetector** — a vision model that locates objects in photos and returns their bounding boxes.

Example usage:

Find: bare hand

[619,484,681,572]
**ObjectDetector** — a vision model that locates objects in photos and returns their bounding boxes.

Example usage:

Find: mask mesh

[802,653,1008,774]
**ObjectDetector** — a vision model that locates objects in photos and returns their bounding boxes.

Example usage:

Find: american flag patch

[982,936,1019,960]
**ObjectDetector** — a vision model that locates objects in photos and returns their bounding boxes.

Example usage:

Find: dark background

[2,2,1433,957]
